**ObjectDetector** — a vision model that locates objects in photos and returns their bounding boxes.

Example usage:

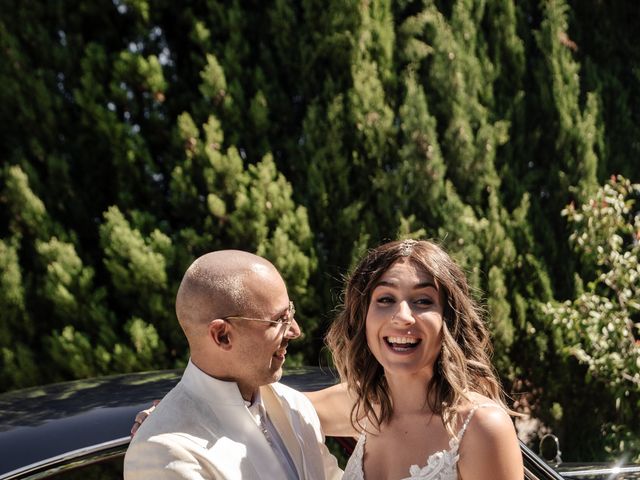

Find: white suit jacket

[124,360,342,480]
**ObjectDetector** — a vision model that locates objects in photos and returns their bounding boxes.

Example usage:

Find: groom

[124,250,341,479]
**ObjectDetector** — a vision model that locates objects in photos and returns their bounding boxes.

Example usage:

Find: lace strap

[361,418,369,434]
[358,418,369,442]
[455,403,497,446]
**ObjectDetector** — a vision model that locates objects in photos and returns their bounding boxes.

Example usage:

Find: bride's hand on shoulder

[130,399,160,436]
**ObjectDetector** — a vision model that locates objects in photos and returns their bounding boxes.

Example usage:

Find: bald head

[175,250,280,342]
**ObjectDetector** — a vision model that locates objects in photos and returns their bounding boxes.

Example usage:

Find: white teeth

[386,336,418,345]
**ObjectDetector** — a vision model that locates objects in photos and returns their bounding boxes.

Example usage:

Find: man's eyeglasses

[222,301,296,328]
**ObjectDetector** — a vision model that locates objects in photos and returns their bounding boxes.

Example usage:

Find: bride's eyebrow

[415,281,438,291]
[373,280,438,290]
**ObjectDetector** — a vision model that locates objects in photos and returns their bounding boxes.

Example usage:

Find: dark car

[0,368,637,480]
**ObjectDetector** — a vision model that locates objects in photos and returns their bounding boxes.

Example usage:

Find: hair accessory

[399,239,418,256]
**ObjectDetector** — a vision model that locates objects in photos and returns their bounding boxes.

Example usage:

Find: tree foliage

[542,176,640,459]
[1,0,638,462]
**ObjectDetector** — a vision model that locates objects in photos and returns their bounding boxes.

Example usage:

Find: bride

[307,239,523,480]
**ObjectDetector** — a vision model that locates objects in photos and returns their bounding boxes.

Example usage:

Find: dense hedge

[1,0,638,462]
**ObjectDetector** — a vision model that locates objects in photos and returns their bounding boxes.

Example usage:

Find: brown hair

[325,239,510,436]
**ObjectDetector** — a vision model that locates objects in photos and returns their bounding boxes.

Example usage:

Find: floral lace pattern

[403,436,459,480]
[342,404,495,480]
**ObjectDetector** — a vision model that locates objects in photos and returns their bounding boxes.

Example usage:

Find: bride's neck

[386,371,434,415]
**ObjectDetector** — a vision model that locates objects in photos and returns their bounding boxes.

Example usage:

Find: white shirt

[245,392,299,480]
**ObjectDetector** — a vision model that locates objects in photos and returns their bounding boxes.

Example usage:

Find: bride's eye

[376,295,395,305]
[415,297,434,307]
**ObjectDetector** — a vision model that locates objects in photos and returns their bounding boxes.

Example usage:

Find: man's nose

[285,317,302,339]
[392,301,416,325]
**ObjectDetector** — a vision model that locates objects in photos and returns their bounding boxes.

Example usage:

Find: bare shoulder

[458,394,515,442]
[457,394,523,480]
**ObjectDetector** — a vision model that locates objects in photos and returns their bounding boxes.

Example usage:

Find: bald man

[124,251,341,480]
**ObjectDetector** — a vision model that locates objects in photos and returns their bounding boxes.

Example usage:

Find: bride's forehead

[378,259,436,284]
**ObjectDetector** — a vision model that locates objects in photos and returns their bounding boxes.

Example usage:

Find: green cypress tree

[1,0,639,462]
[0,0,317,388]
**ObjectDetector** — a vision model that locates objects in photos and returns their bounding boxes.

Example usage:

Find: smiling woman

[322,239,524,480]
[365,258,444,380]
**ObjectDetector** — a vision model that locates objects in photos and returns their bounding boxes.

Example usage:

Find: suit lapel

[181,362,298,480]
[212,402,289,480]
[261,384,306,479]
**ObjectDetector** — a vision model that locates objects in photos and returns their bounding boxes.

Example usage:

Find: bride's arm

[304,382,359,438]
[131,383,361,439]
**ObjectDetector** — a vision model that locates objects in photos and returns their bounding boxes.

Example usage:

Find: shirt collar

[245,390,264,422]
[182,359,258,406]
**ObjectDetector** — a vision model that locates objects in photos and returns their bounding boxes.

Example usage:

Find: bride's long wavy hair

[325,239,510,436]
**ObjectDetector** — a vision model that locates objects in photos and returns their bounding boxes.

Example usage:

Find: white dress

[342,404,495,480]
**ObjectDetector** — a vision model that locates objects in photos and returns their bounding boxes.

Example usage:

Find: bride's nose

[391,301,416,325]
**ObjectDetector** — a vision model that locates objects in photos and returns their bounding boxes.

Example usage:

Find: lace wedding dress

[342,404,495,480]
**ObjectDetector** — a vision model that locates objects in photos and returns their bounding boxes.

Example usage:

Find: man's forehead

[246,268,284,294]
[244,267,288,310]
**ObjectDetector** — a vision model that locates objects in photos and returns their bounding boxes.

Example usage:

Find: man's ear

[208,319,232,350]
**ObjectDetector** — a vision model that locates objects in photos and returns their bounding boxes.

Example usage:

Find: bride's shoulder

[455,393,512,435]
[456,392,499,412]
[454,395,514,446]
[455,394,523,479]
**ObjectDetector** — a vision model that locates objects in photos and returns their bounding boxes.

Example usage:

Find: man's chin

[269,363,284,383]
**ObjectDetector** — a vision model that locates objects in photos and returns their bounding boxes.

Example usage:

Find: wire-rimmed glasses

[222,301,296,330]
